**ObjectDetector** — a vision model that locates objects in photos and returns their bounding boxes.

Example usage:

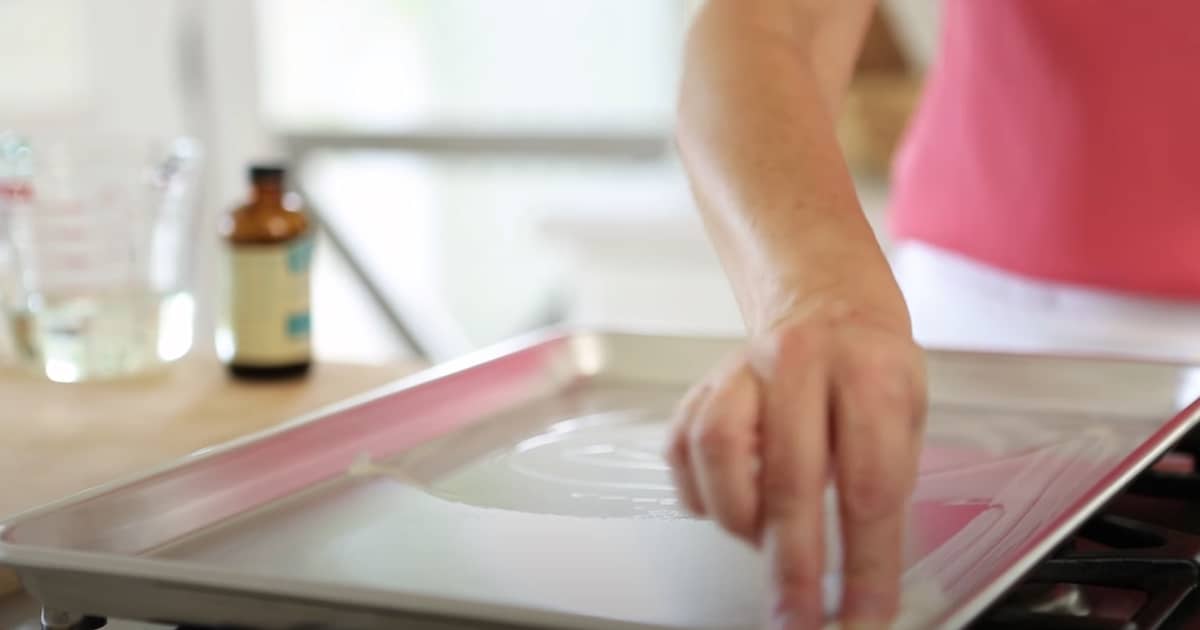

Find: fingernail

[841,614,889,630]
[840,622,886,630]
[773,610,821,630]
[769,597,799,630]
[840,589,895,627]
[771,603,821,630]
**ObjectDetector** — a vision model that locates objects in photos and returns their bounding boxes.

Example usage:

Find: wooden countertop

[0,356,422,596]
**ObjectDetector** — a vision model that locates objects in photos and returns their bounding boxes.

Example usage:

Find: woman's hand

[666,306,926,629]
[674,1,925,626]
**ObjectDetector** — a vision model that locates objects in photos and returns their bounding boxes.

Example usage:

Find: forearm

[677,1,908,336]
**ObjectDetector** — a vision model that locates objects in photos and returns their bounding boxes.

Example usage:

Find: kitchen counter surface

[0,356,422,609]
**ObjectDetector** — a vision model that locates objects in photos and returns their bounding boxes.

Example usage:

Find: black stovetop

[972,429,1200,630]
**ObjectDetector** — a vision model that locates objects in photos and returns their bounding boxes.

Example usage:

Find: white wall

[0,0,88,124]
[0,0,191,134]
[0,0,274,347]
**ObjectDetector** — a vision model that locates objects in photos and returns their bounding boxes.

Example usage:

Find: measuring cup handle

[0,192,15,368]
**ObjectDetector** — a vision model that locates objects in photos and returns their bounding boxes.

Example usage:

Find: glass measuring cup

[0,133,201,382]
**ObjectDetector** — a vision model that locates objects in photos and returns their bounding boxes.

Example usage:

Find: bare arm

[669,2,926,629]
[677,0,907,334]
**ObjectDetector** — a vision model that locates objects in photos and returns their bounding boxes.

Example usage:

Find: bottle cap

[249,164,287,184]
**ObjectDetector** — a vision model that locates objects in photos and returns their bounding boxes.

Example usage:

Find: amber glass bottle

[217,165,313,379]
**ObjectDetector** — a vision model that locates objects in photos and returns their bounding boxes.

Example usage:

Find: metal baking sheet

[3,331,1200,629]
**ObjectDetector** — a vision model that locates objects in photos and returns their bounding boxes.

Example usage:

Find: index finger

[754,331,831,630]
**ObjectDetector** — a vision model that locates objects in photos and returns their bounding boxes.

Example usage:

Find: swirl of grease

[423,410,687,519]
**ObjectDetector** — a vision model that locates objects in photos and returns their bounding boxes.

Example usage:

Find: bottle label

[223,238,313,365]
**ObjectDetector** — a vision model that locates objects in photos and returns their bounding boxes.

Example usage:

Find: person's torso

[890,0,1200,299]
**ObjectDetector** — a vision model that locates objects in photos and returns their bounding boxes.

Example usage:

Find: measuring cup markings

[0,135,200,380]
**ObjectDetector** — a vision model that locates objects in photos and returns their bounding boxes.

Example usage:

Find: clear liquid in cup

[6,289,194,382]
[0,133,201,381]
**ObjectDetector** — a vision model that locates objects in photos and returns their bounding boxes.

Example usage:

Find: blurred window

[254,1,692,358]
[257,0,687,135]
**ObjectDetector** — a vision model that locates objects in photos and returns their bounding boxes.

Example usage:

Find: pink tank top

[889,0,1200,300]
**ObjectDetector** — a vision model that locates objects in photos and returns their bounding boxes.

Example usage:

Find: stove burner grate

[973,429,1200,630]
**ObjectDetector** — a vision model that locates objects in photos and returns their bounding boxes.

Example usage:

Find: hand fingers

[753,329,831,630]
[832,354,924,626]
[688,363,762,541]
[666,382,712,516]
